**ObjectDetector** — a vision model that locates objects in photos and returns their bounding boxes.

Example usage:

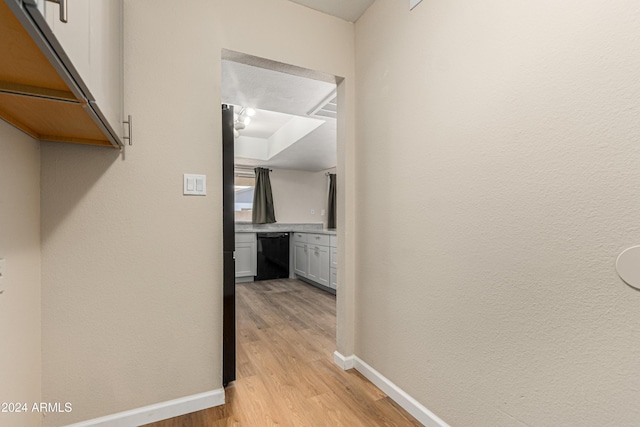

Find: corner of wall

[0,120,42,427]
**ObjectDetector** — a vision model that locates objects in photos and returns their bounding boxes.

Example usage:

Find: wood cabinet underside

[0,1,117,147]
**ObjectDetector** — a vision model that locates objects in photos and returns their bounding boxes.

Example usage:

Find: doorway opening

[221,49,343,386]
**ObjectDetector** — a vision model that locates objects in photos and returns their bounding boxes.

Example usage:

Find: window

[234,175,254,221]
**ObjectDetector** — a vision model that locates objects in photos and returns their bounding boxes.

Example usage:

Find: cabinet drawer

[235,232,256,243]
[331,248,337,268]
[307,233,330,247]
[292,232,307,243]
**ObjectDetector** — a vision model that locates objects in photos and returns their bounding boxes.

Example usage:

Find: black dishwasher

[256,233,290,281]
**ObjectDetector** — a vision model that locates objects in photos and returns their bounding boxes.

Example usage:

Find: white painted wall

[270,168,335,226]
[355,0,640,426]
[39,0,355,425]
[0,121,41,427]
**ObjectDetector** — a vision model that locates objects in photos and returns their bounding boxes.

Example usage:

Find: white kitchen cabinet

[293,240,308,278]
[291,232,337,291]
[235,233,256,280]
[307,243,330,288]
[307,233,330,247]
[330,247,337,269]
[330,240,337,289]
[292,232,308,244]
[25,0,124,145]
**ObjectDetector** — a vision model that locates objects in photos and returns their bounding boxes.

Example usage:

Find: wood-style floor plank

[142,279,422,427]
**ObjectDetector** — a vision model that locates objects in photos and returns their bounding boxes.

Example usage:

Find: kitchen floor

[143,279,421,426]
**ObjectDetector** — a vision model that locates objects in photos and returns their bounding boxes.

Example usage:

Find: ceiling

[222,59,337,172]
[287,0,375,22]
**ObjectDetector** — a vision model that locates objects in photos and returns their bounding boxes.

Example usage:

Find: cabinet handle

[46,0,68,23]
[123,115,133,146]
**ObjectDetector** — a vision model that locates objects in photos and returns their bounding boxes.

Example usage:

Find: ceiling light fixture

[233,106,256,136]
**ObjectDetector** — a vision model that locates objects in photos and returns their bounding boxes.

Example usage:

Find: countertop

[235,222,337,235]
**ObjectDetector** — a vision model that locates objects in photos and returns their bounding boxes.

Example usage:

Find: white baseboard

[334,352,449,427]
[353,357,449,427]
[333,351,355,370]
[64,389,225,427]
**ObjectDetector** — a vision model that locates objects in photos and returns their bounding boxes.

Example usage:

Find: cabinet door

[45,0,90,83]
[330,247,337,269]
[293,242,308,278]
[317,246,331,287]
[33,0,124,143]
[308,245,330,287]
[235,242,255,278]
[86,0,123,142]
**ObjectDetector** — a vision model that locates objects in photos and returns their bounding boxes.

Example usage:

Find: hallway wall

[39,0,355,425]
[354,0,640,425]
[0,121,41,427]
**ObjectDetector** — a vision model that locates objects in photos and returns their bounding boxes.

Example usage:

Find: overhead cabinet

[0,0,123,147]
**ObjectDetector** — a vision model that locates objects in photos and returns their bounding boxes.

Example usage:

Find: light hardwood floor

[142,279,421,427]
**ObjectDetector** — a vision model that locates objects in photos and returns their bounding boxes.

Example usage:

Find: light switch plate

[410,0,423,10]
[183,174,206,196]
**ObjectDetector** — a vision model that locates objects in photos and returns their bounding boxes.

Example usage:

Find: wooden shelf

[0,92,114,146]
[0,0,116,148]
